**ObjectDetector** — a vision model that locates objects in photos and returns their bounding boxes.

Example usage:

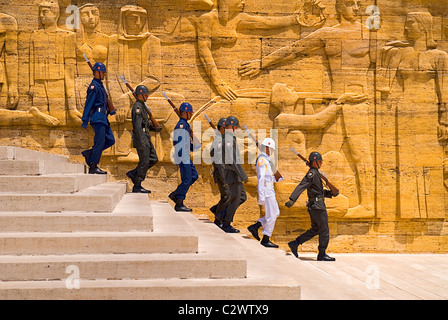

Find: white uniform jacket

[256,152,283,204]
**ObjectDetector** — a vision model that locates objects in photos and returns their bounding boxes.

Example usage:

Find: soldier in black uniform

[218,116,248,233]
[209,118,228,226]
[126,85,162,193]
[285,152,338,261]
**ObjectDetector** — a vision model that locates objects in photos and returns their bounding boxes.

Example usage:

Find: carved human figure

[29,1,82,126]
[0,12,58,126]
[269,83,370,217]
[107,5,183,163]
[108,5,162,101]
[239,0,376,218]
[75,4,111,112]
[379,12,448,219]
[196,0,305,101]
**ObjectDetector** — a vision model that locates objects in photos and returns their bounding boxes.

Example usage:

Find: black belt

[311,197,324,202]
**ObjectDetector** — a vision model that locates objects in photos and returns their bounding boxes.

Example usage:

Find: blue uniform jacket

[173,118,194,164]
[82,78,109,127]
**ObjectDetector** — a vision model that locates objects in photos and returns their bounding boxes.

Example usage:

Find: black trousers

[130,143,158,186]
[211,168,229,216]
[224,181,246,224]
[296,208,330,254]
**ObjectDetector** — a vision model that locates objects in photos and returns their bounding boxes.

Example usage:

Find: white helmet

[261,138,276,150]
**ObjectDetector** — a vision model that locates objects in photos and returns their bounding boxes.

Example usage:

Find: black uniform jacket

[131,100,161,149]
[289,166,333,210]
[210,132,226,184]
[223,132,248,184]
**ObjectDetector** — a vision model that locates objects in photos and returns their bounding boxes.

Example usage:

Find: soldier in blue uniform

[81,62,115,174]
[169,102,201,212]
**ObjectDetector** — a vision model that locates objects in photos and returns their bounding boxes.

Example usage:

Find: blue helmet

[93,62,107,73]
[309,151,323,163]
[179,102,193,113]
[217,118,227,128]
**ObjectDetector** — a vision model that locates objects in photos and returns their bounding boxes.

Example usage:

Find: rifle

[120,76,161,132]
[290,147,339,196]
[204,114,217,130]
[161,91,201,146]
[244,125,283,182]
[83,53,116,116]
[162,91,181,118]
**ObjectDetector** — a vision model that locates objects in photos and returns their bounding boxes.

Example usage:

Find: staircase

[0,146,301,299]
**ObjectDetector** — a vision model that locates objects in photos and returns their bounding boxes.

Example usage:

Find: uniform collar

[92,78,104,86]
[259,151,271,161]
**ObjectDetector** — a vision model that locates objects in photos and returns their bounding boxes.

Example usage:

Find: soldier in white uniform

[247,138,283,248]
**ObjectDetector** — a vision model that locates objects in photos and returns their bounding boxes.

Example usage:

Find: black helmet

[135,85,149,95]
[225,116,239,127]
[309,151,323,163]
[217,118,226,128]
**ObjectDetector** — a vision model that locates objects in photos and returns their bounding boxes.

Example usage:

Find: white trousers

[258,196,280,237]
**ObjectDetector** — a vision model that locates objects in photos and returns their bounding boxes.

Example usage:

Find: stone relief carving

[239,0,376,218]
[106,5,184,163]
[75,3,111,112]
[196,0,319,101]
[29,1,83,126]
[378,12,448,219]
[0,12,59,126]
[142,0,214,41]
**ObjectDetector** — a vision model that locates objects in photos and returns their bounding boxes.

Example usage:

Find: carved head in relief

[217,0,245,25]
[79,3,100,32]
[39,1,59,28]
[270,83,300,113]
[118,5,150,39]
[335,0,361,23]
[405,12,437,49]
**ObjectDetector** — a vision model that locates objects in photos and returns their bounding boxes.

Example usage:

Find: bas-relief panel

[0,0,447,240]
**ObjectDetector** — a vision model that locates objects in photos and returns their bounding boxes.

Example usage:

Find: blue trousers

[173,162,198,200]
[89,123,115,165]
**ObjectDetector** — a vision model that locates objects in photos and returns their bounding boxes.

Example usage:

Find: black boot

[81,150,91,166]
[317,253,336,261]
[126,170,136,184]
[174,198,192,212]
[89,163,107,175]
[288,240,300,258]
[168,191,177,204]
[132,185,151,193]
[221,222,240,233]
[247,221,261,241]
[215,208,227,223]
[261,235,279,248]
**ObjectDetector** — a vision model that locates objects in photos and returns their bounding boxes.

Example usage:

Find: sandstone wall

[1,0,447,252]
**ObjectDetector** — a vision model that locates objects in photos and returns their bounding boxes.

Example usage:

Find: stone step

[0,253,246,281]
[0,193,153,233]
[0,182,126,212]
[0,174,107,194]
[0,232,198,255]
[0,278,301,300]
[0,212,153,233]
[0,160,85,176]
[0,146,70,163]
